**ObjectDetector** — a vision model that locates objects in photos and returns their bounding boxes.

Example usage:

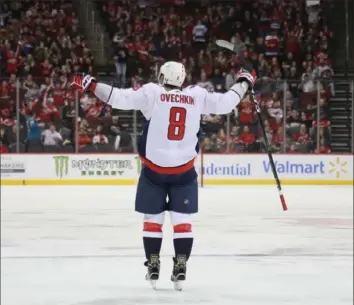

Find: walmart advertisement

[195,154,353,184]
[1,154,353,185]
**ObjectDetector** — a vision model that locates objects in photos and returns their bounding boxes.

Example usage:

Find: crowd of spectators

[0,0,111,153]
[100,0,334,153]
[0,0,334,154]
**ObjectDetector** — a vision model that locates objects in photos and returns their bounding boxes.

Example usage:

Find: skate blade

[172,273,185,291]
[150,280,157,290]
[146,273,159,290]
[173,281,182,291]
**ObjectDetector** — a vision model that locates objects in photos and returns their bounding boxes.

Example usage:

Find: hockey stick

[249,91,288,211]
[215,39,288,211]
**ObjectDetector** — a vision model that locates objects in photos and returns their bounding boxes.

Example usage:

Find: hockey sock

[173,224,193,260]
[143,222,163,260]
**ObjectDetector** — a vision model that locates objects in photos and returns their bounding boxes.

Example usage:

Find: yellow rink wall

[1,154,353,186]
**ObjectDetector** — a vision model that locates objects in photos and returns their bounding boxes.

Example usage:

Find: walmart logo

[329,157,348,178]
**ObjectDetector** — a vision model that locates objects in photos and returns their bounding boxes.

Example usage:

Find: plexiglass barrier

[0,77,352,154]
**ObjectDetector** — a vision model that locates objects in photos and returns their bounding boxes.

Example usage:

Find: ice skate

[144,254,160,290]
[171,255,187,291]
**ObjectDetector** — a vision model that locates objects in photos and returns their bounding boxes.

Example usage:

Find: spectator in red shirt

[292,124,312,153]
[37,93,60,123]
[284,20,302,56]
[264,31,280,56]
[239,125,256,152]
[40,59,53,78]
[312,115,330,128]
[268,101,283,128]
[4,43,21,75]
[83,97,102,119]
[0,108,14,126]
[78,130,92,148]
[52,82,66,106]
[238,95,255,126]
[293,124,311,144]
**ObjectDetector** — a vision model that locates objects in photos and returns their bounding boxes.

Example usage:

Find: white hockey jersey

[94,82,247,174]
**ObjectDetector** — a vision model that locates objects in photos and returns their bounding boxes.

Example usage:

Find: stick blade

[215,40,236,52]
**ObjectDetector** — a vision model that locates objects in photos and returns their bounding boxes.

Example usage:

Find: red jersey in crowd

[238,101,255,125]
[38,104,60,122]
[284,21,302,54]
[0,116,14,127]
[293,133,311,144]
[52,87,66,106]
[313,119,330,128]
[40,61,53,77]
[315,51,332,66]
[272,132,284,145]
[240,131,256,144]
[78,132,92,147]
[264,34,280,56]
[84,101,102,118]
[4,47,21,74]
[65,90,75,102]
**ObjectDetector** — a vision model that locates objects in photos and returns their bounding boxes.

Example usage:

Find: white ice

[1,185,353,305]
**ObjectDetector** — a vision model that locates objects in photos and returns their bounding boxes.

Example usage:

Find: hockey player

[71,62,255,290]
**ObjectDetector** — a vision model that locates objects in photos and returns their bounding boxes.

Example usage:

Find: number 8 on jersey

[167,107,186,141]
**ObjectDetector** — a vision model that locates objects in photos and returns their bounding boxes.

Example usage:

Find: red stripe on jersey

[90,81,97,92]
[143,222,163,232]
[173,223,192,233]
[139,155,195,175]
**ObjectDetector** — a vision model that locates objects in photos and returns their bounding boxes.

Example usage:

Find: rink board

[1,153,353,186]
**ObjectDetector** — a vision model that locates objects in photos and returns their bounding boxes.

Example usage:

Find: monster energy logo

[53,156,142,178]
[53,156,69,178]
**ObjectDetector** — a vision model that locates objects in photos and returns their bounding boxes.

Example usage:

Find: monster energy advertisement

[53,156,141,178]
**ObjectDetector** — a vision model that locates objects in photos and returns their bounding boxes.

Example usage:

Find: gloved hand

[235,68,257,90]
[71,74,96,92]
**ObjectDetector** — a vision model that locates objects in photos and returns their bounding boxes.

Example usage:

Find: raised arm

[94,83,149,111]
[71,75,151,113]
[197,69,256,115]
[201,82,248,114]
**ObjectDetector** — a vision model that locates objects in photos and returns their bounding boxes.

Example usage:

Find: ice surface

[1,185,353,305]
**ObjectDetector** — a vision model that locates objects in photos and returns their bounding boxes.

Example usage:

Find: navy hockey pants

[135,165,198,215]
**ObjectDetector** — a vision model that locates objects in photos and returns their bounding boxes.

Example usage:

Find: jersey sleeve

[200,83,248,115]
[93,82,156,116]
